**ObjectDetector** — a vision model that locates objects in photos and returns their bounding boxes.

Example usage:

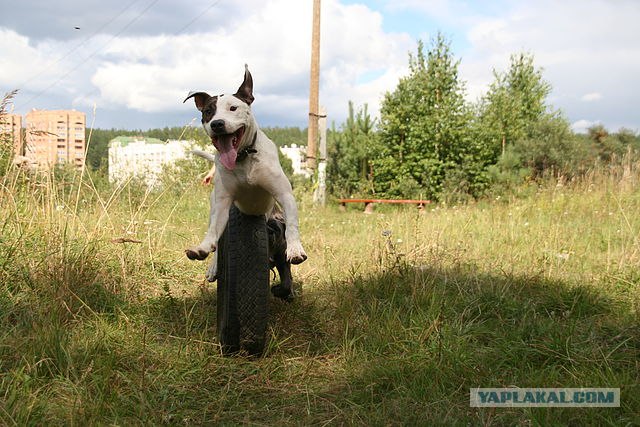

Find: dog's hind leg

[271,254,293,301]
[267,216,293,301]
[275,192,307,265]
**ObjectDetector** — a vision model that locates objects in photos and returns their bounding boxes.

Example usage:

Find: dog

[191,149,295,300]
[184,65,307,292]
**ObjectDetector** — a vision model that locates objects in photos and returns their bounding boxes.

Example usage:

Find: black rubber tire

[216,205,270,356]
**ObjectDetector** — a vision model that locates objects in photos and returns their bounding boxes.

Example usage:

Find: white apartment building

[279,143,310,177]
[108,136,194,187]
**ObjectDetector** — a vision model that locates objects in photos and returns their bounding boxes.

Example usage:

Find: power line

[15,0,224,113]
[15,0,142,90]
[74,0,224,103]
[16,0,160,110]
[175,0,223,35]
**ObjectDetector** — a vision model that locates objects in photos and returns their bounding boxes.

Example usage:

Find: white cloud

[386,0,454,17]
[0,29,59,89]
[3,0,414,127]
[458,0,640,129]
[2,0,639,131]
[0,30,31,79]
[571,119,598,134]
[581,92,602,102]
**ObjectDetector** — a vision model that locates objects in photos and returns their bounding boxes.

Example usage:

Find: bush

[327,102,378,198]
[512,114,593,179]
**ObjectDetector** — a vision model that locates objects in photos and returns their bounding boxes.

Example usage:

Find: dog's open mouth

[212,126,245,170]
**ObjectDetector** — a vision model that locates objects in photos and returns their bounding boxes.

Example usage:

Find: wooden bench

[338,198,431,213]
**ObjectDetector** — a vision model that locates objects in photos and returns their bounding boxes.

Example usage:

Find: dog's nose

[210,119,225,133]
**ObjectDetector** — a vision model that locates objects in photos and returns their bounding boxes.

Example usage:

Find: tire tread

[216,205,269,356]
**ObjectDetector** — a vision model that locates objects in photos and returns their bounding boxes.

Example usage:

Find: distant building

[0,113,23,155]
[280,144,310,177]
[24,109,86,168]
[108,136,194,187]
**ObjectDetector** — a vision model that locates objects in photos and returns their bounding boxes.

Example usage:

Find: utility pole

[306,0,321,171]
[314,106,327,206]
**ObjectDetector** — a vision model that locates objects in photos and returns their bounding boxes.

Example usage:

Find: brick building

[0,113,23,155]
[24,109,86,168]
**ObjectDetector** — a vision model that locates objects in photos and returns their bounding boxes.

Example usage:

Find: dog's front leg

[274,191,307,265]
[185,190,232,261]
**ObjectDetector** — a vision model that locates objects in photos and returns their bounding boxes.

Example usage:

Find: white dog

[184,65,307,276]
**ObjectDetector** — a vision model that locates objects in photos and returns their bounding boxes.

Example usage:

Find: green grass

[0,162,638,425]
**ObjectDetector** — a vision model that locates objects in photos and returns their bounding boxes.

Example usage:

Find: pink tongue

[214,137,238,170]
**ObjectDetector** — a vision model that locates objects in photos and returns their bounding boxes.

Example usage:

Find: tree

[587,124,627,162]
[262,127,307,148]
[614,128,639,148]
[480,53,552,158]
[514,112,591,178]
[373,34,480,200]
[327,101,377,197]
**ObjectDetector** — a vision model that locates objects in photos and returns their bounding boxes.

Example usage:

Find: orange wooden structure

[338,198,431,213]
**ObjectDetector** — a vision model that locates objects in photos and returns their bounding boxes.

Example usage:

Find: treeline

[85,126,307,171]
[327,34,640,202]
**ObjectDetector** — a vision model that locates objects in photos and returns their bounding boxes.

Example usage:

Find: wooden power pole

[314,106,327,206]
[306,0,321,171]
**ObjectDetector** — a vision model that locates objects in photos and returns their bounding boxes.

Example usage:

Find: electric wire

[16,0,160,109]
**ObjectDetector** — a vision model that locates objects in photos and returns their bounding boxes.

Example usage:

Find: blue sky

[349,0,476,49]
[1,0,639,133]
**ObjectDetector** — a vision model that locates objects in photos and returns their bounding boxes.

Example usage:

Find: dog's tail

[191,149,216,163]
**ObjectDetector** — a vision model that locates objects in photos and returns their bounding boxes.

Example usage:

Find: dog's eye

[230,106,238,111]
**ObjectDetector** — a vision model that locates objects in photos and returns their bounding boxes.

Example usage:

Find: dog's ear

[234,64,254,105]
[183,91,211,112]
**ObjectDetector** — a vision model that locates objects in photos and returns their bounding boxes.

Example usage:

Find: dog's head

[184,65,255,171]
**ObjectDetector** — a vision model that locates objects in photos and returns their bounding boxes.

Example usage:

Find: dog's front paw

[185,245,213,261]
[286,242,307,265]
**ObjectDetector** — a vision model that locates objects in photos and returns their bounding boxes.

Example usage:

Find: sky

[1,0,639,133]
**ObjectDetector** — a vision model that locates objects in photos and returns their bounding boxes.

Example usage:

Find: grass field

[0,160,639,425]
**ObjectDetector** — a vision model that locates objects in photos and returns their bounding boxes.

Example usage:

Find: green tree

[586,124,635,163]
[614,128,639,148]
[327,101,377,197]
[373,34,480,200]
[263,127,307,147]
[478,52,591,185]
[480,53,552,158]
[514,113,591,178]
